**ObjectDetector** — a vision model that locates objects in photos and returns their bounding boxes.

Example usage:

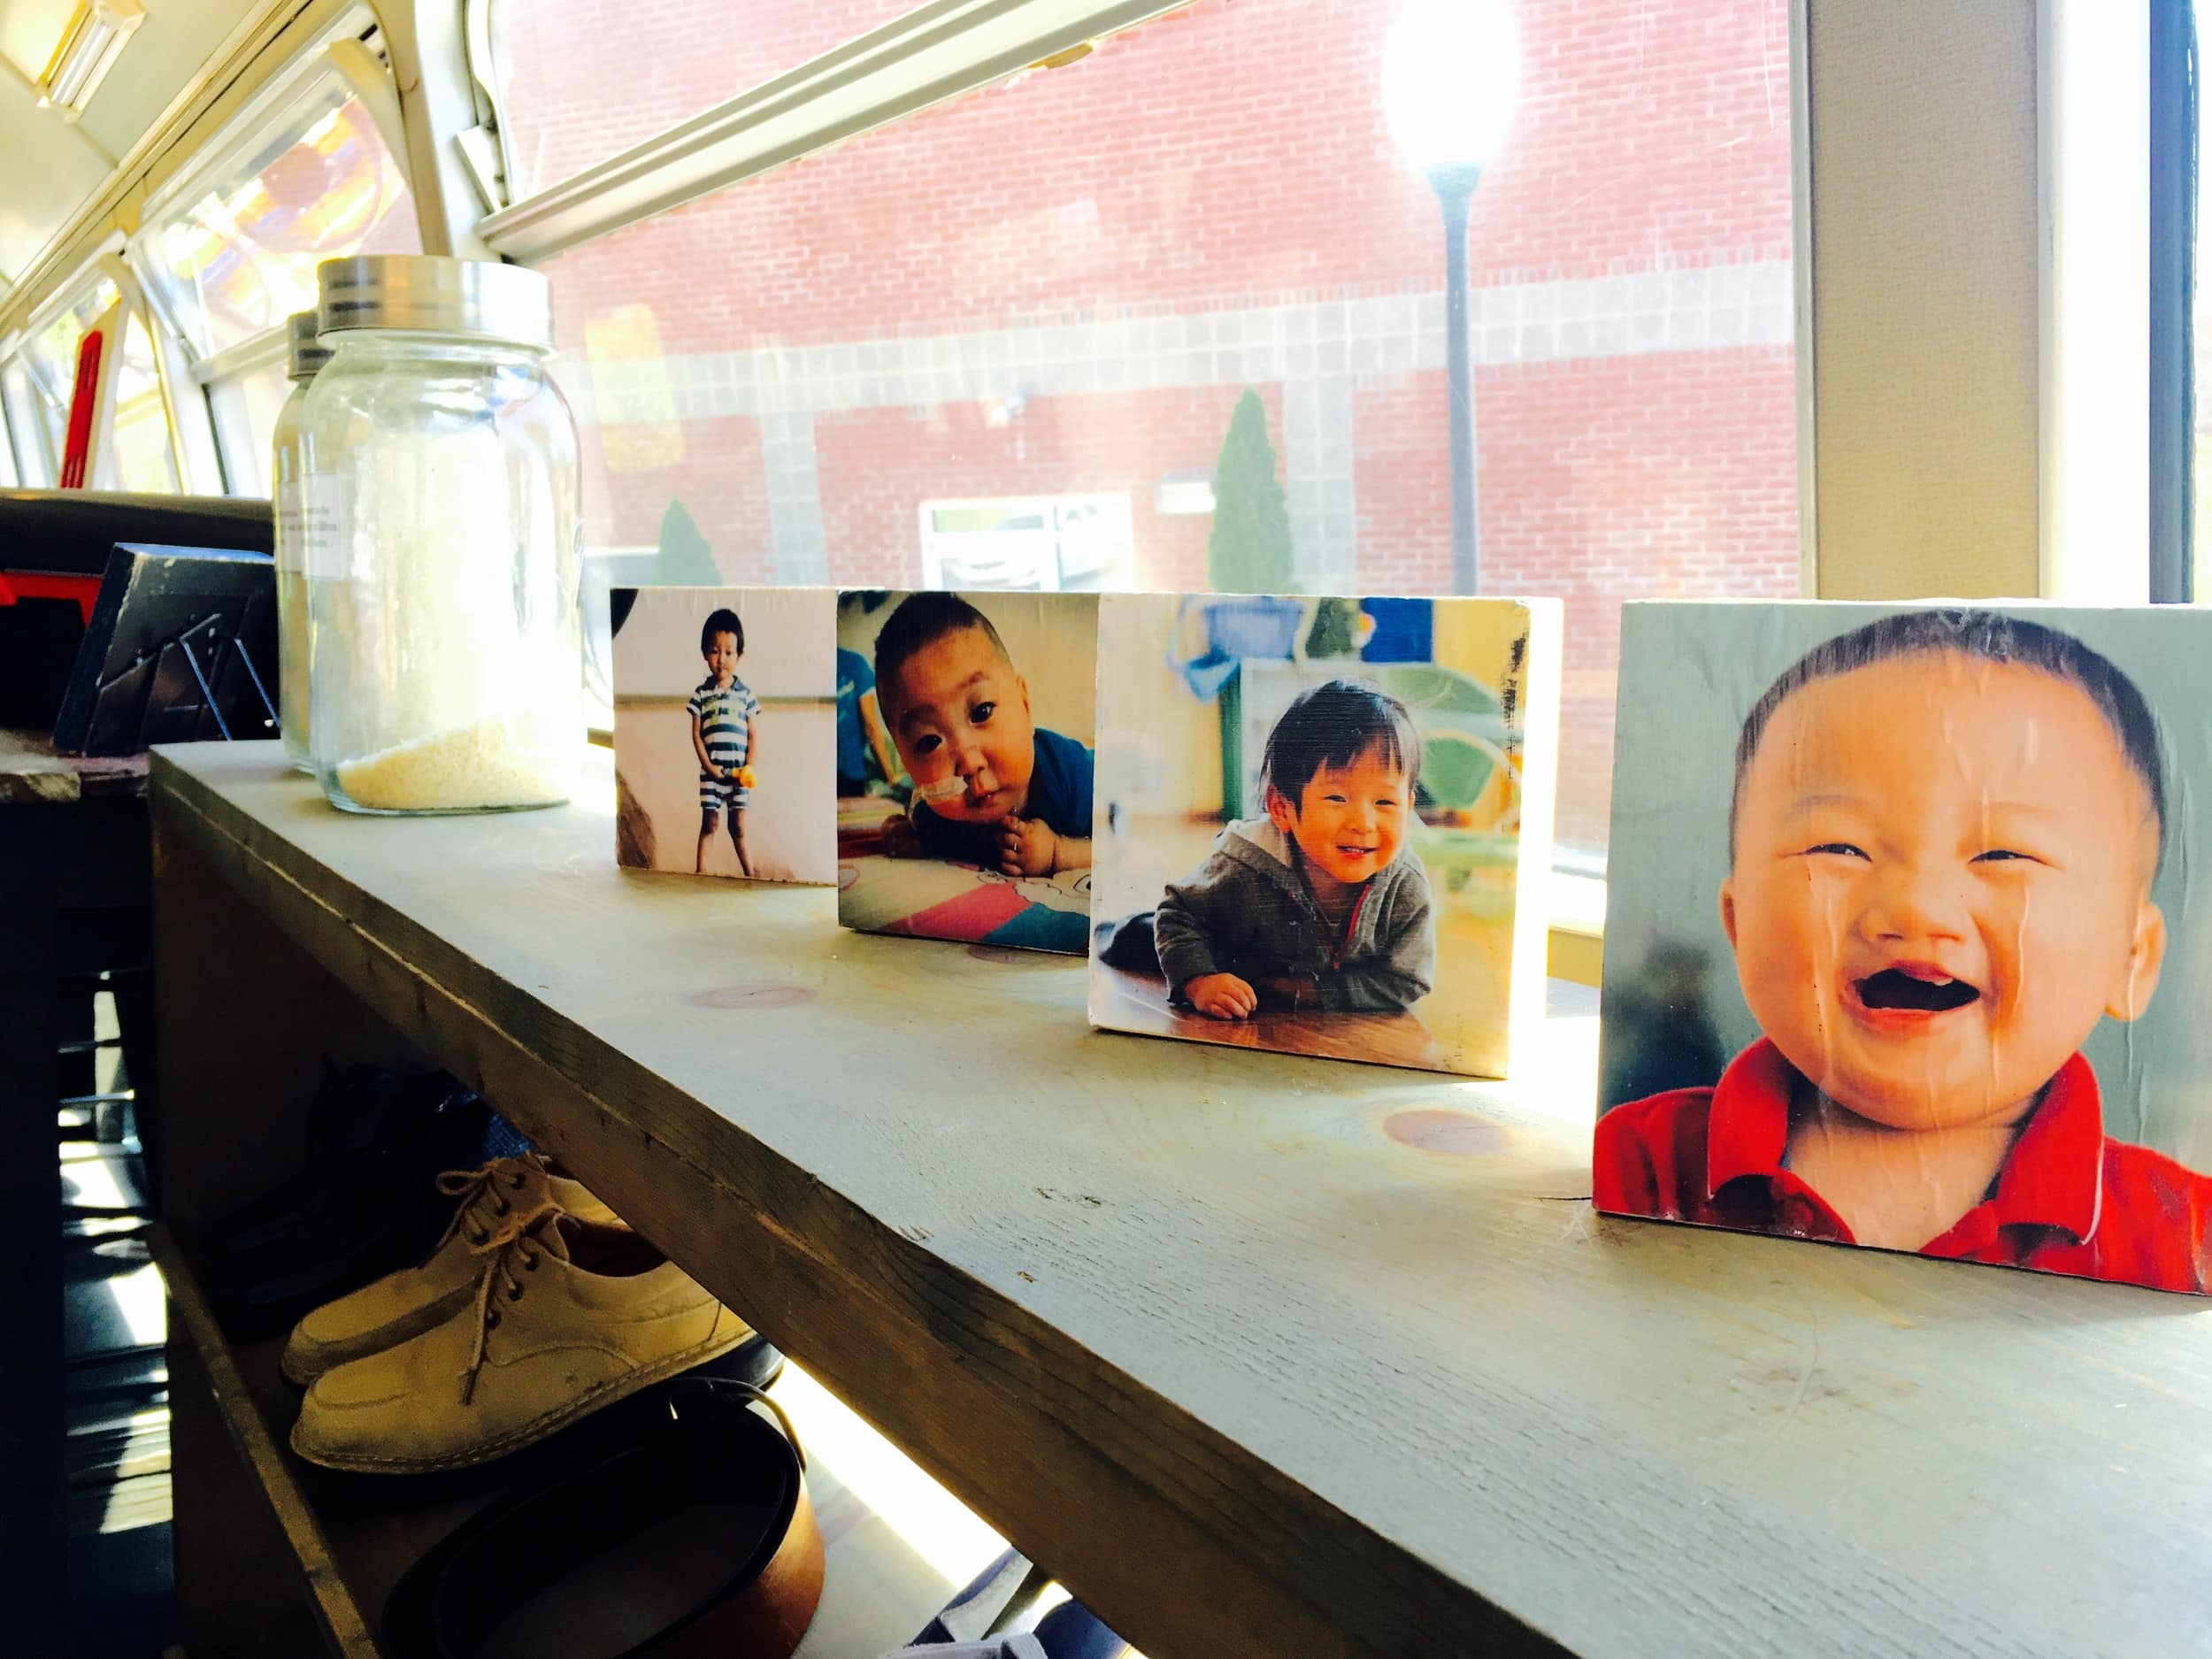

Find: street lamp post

[1430,160,1483,594]
[1384,0,1520,596]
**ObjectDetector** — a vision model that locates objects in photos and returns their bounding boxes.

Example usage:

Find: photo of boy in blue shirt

[871,593,1094,878]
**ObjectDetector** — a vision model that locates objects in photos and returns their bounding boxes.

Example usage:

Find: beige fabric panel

[1809,0,2040,600]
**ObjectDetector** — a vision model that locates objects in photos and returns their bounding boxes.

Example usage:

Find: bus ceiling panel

[0,88,110,281]
[67,0,271,160]
[0,0,73,86]
[0,0,264,282]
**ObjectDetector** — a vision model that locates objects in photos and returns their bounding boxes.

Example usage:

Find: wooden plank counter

[150,741,2212,1659]
[0,727,150,805]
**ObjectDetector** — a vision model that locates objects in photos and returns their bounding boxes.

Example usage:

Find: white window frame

[0,395,19,488]
[2038,0,2152,604]
[197,334,293,497]
[12,250,131,488]
[107,254,211,493]
[1,355,59,487]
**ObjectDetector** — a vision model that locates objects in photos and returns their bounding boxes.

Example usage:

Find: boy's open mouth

[1854,966,1980,1013]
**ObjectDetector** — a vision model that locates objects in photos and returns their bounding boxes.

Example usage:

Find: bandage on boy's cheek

[913,774,968,803]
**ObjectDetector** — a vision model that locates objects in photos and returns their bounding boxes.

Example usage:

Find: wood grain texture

[0,727,150,803]
[151,743,2212,1659]
[152,1225,383,1657]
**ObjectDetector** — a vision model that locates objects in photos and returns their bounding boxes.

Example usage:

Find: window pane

[2,360,54,485]
[142,73,418,363]
[211,360,296,495]
[0,408,17,488]
[537,0,1800,859]
[19,276,121,457]
[111,313,179,493]
[493,0,917,196]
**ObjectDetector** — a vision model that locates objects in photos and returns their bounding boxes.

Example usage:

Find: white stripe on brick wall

[760,409,829,582]
[562,261,1795,428]
[564,259,1792,590]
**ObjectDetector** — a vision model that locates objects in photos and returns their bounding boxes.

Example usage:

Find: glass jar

[272,311,331,773]
[303,257,580,814]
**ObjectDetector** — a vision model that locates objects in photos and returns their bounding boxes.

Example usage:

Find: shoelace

[457,1225,555,1404]
[433,1155,549,1254]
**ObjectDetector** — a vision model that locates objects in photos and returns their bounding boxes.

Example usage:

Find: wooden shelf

[153,1222,1021,1659]
[150,741,2212,1659]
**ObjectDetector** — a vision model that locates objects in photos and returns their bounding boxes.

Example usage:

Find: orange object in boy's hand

[736,766,756,788]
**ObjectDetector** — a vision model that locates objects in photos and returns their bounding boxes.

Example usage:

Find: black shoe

[202,1061,489,1331]
[382,1378,822,1658]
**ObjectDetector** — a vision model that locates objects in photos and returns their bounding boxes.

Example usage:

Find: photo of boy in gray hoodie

[1112,680,1436,1018]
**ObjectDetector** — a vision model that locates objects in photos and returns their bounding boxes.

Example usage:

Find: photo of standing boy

[1598,608,2212,1294]
[614,588,834,886]
[689,606,760,878]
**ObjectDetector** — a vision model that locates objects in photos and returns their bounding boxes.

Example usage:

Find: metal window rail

[475,0,1194,267]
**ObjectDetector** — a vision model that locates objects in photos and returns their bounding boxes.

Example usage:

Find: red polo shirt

[1594,1038,2212,1294]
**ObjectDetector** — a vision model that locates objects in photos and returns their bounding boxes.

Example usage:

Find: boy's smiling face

[1268,741,1410,890]
[703,629,741,686]
[884,624,1034,823]
[1724,650,2166,1132]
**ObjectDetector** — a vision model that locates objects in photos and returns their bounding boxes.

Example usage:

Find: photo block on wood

[1087,594,1560,1078]
[611,587,837,884]
[835,589,1099,955]
[1598,601,2212,1296]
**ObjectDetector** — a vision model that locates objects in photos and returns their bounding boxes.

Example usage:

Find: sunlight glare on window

[492,0,918,196]
[537,0,1797,859]
[142,73,418,363]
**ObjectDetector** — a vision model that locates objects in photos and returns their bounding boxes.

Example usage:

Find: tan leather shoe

[291,1214,751,1473]
[280,1155,619,1386]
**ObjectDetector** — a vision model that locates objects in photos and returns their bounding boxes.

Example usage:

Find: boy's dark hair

[1731,608,2167,869]
[700,607,743,656]
[872,592,1009,718]
[1262,679,1422,805]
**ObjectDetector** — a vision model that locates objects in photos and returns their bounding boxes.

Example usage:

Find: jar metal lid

[316,256,553,349]
[286,310,333,380]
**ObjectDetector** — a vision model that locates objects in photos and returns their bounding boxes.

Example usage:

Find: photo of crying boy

[1595,607,2212,1295]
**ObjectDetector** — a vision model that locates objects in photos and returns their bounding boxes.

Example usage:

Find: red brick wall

[546,0,1793,345]
[534,0,1800,851]
[580,411,775,578]
[498,0,915,194]
[1352,349,1797,841]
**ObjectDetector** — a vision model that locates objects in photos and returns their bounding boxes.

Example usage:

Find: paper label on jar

[274,478,304,570]
[302,476,345,581]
